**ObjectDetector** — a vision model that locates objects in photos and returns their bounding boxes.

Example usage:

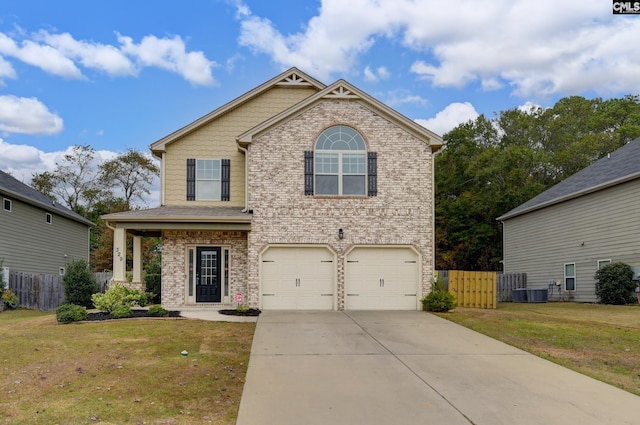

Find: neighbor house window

[59,267,65,276]
[597,259,611,270]
[304,125,377,196]
[45,213,52,224]
[186,158,230,201]
[3,198,11,212]
[564,263,576,291]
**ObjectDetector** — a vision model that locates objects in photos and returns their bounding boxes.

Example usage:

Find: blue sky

[1,0,639,206]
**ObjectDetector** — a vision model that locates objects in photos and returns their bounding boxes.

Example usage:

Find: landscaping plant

[63,259,98,308]
[91,283,148,313]
[421,279,457,312]
[55,303,88,323]
[594,262,636,305]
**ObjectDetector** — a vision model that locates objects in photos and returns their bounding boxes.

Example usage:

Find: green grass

[0,309,255,425]
[435,302,640,395]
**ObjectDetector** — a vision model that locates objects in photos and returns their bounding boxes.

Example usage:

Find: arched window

[304,126,377,196]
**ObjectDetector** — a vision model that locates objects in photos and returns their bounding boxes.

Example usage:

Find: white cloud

[363,66,390,82]
[0,95,63,135]
[0,30,216,85]
[416,102,479,136]
[118,34,216,86]
[234,0,640,99]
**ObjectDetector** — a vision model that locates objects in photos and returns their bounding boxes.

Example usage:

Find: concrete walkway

[236,310,640,425]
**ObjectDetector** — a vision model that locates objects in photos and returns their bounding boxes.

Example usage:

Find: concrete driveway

[236,310,640,425]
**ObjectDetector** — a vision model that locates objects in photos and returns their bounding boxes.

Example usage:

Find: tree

[435,95,640,271]
[99,149,159,209]
[31,145,107,215]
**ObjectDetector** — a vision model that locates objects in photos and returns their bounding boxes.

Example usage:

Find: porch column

[132,235,143,283]
[113,227,126,282]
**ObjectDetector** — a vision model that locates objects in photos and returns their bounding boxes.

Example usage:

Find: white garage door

[261,247,335,310]
[346,247,420,310]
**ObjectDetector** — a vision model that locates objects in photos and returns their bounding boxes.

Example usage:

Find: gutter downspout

[237,144,249,213]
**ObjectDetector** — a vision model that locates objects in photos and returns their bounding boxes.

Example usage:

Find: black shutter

[186,158,196,201]
[304,151,314,195]
[367,152,377,197]
[221,159,230,201]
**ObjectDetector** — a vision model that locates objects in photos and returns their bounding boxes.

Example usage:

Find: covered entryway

[261,246,335,309]
[345,246,420,310]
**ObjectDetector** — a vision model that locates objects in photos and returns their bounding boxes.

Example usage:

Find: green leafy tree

[99,149,159,209]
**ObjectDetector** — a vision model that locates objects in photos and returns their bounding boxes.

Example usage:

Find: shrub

[421,279,457,312]
[56,304,88,324]
[595,262,636,305]
[2,288,18,309]
[148,305,168,317]
[63,260,98,308]
[92,283,148,313]
[110,305,132,319]
[144,258,161,304]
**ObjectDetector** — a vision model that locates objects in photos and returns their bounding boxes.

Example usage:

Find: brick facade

[246,100,435,310]
[161,230,248,308]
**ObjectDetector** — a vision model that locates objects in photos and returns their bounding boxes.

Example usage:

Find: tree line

[436,95,640,271]
[31,145,160,272]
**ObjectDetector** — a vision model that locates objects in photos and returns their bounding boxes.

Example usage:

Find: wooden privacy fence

[437,270,497,309]
[497,272,527,302]
[8,271,112,311]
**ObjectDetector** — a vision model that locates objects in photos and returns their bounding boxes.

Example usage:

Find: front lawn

[0,309,255,425]
[435,302,640,396]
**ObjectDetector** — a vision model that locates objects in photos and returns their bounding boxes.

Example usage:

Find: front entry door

[196,247,222,303]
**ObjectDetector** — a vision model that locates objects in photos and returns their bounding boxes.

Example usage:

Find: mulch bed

[85,309,182,321]
[218,308,261,316]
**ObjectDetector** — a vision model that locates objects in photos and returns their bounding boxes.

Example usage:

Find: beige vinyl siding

[502,178,640,302]
[163,86,318,206]
[0,197,90,275]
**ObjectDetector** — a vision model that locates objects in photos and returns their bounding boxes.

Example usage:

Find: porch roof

[102,206,252,236]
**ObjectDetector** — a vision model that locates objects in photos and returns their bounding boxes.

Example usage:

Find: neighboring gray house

[498,137,640,302]
[0,170,93,277]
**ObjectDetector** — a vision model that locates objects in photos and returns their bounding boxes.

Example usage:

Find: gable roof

[0,170,94,226]
[150,67,326,157]
[498,137,640,221]
[236,79,443,150]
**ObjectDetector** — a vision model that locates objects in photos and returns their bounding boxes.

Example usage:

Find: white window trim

[564,263,576,292]
[597,259,612,270]
[45,212,52,224]
[196,159,221,201]
[2,198,11,212]
[315,150,367,195]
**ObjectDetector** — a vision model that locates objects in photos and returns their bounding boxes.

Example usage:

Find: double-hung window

[186,158,231,201]
[305,125,376,196]
[564,263,576,291]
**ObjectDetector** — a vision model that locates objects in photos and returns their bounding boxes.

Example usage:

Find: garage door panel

[261,247,335,310]
[346,247,419,310]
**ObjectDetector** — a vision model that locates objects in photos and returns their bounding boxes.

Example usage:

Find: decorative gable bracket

[323,85,360,99]
[276,72,314,86]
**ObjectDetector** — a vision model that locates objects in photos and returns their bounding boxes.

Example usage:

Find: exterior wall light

[338,228,344,240]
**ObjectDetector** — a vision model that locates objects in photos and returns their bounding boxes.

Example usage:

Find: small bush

[56,304,88,324]
[422,280,457,312]
[148,305,168,317]
[110,305,132,319]
[92,283,147,312]
[63,260,98,308]
[595,262,636,305]
[2,288,18,309]
[144,258,161,304]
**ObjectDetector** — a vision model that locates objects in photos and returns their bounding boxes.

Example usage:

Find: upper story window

[3,198,11,212]
[186,158,230,201]
[45,212,52,224]
[304,126,377,197]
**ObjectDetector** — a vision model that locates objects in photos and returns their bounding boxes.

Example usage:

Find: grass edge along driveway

[435,302,640,396]
[0,310,255,425]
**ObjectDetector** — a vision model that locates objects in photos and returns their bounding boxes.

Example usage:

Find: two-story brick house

[102,68,442,310]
